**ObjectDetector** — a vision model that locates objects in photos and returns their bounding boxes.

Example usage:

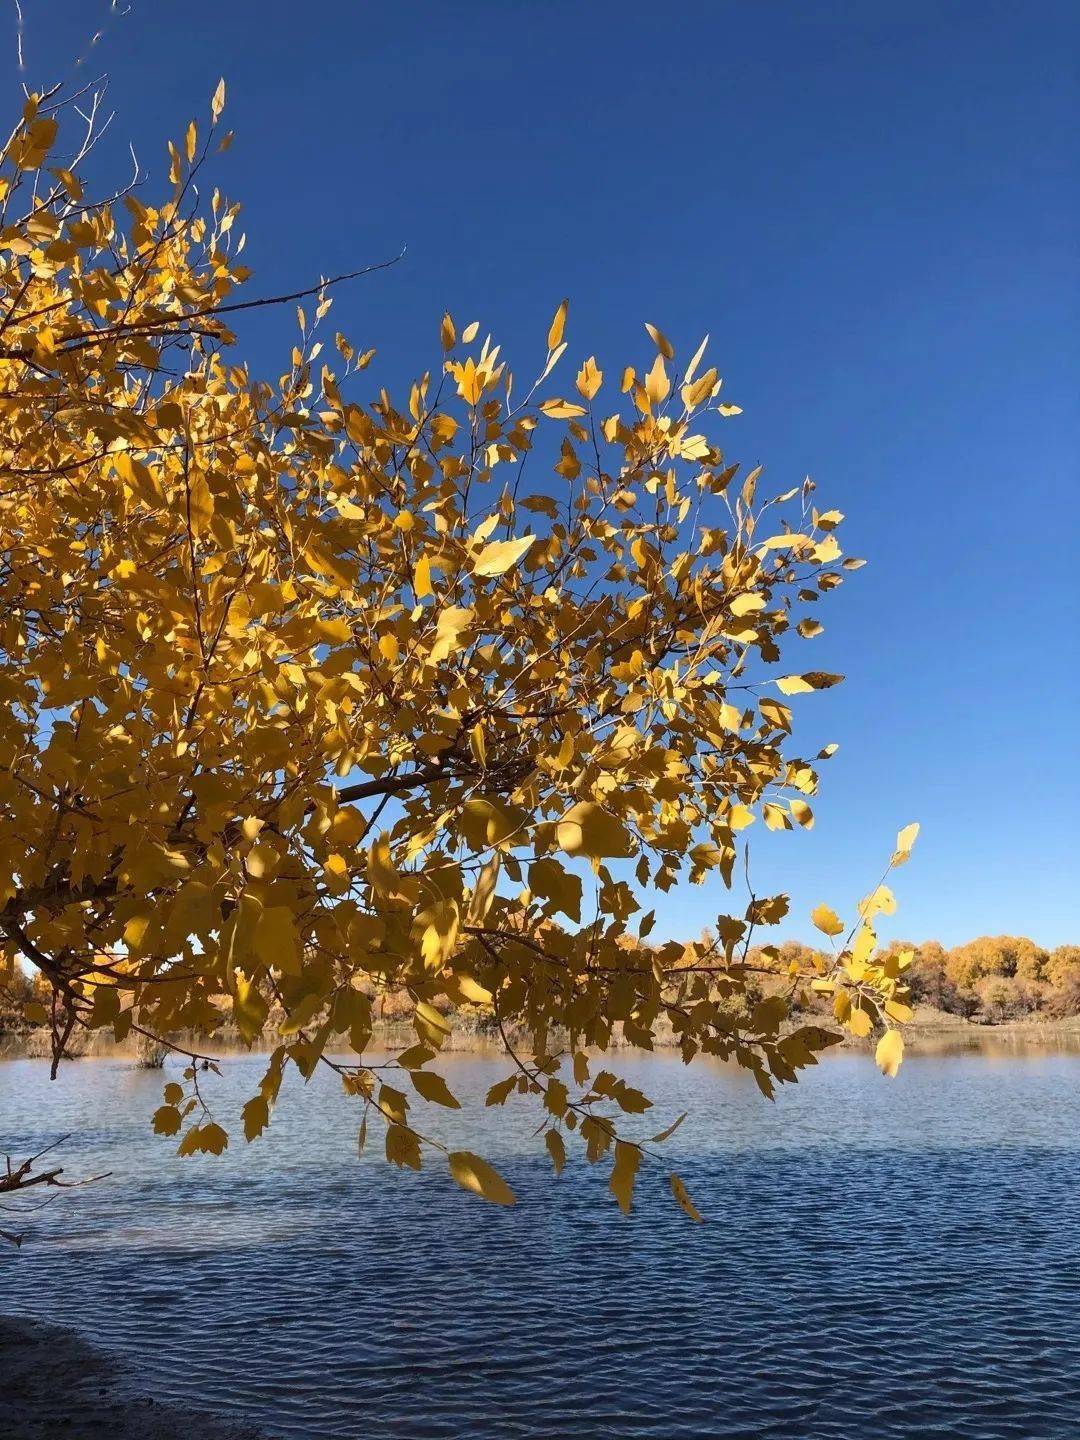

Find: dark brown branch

[0,249,408,362]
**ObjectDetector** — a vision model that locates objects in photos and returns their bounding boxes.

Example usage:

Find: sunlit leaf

[448,1151,517,1207]
[811,904,845,938]
[472,535,535,578]
[556,802,633,860]
[875,1029,904,1078]
[547,298,568,350]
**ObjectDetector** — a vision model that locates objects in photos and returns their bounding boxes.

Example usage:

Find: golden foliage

[0,83,917,1216]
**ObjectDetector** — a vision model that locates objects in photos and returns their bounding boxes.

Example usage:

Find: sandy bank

[0,1317,269,1439]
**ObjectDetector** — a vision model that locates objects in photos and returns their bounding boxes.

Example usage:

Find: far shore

[0,1316,268,1440]
[2,1008,1079,1063]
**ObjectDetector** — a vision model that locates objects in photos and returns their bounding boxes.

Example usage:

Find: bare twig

[0,1135,110,1245]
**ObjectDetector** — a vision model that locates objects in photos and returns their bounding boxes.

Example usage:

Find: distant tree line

[762,937,1080,1023]
[7,936,1078,1043]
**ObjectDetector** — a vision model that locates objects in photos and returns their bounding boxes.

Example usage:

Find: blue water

[2,1048,1079,1438]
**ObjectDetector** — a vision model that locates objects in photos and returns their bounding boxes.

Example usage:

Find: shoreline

[866,1008,1080,1051]
[2,1010,1079,1063]
[0,1316,269,1440]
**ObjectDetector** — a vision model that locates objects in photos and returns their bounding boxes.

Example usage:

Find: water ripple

[2,1051,1079,1438]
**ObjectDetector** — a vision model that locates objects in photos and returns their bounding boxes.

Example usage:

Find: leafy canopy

[0,81,917,1218]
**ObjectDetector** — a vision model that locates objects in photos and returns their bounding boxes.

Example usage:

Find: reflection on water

[898,1029,1080,1058]
[2,1050,1079,1438]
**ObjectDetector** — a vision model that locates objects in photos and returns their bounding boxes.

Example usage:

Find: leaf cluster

[0,84,913,1217]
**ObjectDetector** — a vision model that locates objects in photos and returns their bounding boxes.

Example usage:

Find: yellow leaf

[729,593,765,617]
[201,1123,229,1155]
[323,852,350,894]
[486,1074,517,1107]
[609,1140,640,1215]
[670,1172,703,1223]
[472,535,534,578]
[682,367,718,409]
[859,884,896,920]
[413,897,460,970]
[450,972,493,1005]
[811,903,844,938]
[176,1126,202,1157]
[410,1069,461,1108]
[440,312,455,351]
[242,1095,270,1142]
[414,554,433,598]
[428,605,473,664]
[648,1112,688,1144]
[467,853,500,924]
[252,905,301,975]
[892,821,920,865]
[469,721,487,769]
[645,322,674,359]
[459,797,526,849]
[683,334,709,384]
[233,971,269,1045]
[457,357,482,405]
[763,803,790,832]
[547,298,568,351]
[575,356,602,400]
[729,804,755,831]
[211,78,226,123]
[448,1151,517,1206]
[152,1105,182,1136]
[528,857,582,923]
[848,1006,873,1038]
[414,1000,451,1048]
[789,799,814,829]
[279,992,322,1035]
[851,924,876,969]
[644,353,670,407]
[875,1028,904,1078]
[540,398,587,419]
[187,473,214,535]
[556,802,633,860]
[385,1124,422,1170]
[545,1129,566,1176]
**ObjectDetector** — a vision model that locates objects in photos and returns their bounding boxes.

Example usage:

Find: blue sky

[20,2,1078,947]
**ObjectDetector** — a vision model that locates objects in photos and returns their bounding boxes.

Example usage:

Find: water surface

[2,1049,1078,1438]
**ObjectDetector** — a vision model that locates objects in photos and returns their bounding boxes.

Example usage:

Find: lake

[2,1048,1079,1438]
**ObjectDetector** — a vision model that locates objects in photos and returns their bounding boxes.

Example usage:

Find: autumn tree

[945,937,1049,992]
[0,80,919,1217]
[1045,947,1080,1018]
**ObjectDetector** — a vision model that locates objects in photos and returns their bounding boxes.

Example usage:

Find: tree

[945,936,1049,992]
[0,80,918,1218]
[1047,946,1080,992]
[1045,947,1080,1018]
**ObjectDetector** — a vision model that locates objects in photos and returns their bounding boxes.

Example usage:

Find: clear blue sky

[20,2,1079,947]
